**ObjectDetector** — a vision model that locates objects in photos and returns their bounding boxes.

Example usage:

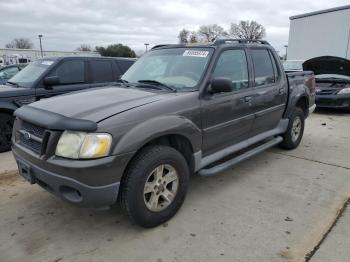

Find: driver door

[36,58,90,100]
[201,48,255,156]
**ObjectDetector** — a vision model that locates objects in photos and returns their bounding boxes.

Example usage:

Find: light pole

[284,45,288,60]
[38,35,43,58]
[144,43,149,52]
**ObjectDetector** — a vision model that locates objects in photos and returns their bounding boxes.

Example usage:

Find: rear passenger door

[249,48,287,135]
[36,58,90,98]
[88,59,117,87]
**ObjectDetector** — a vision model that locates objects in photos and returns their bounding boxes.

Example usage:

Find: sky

[0,0,349,55]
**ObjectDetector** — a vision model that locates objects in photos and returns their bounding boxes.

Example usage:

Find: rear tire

[279,107,305,150]
[0,113,14,153]
[120,145,189,228]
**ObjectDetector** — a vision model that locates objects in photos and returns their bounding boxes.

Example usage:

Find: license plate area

[17,160,36,184]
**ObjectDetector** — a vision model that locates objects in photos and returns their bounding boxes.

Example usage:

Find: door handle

[279,88,285,94]
[244,96,252,103]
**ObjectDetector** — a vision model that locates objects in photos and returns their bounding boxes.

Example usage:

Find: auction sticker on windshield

[183,50,209,58]
[41,61,54,66]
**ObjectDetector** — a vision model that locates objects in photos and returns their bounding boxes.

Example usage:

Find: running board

[197,136,283,177]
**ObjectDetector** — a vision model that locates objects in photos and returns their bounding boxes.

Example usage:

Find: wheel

[120,145,189,228]
[279,107,305,150]
[0,113,14,153]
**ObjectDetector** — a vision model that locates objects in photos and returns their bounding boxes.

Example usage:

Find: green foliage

[95,44,136,58]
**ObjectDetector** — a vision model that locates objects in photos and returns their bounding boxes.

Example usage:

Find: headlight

[55,131,112,159]
[338,88,350,94]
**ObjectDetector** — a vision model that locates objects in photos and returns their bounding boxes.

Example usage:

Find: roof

[0,64,26,69]
[290,5,350,20]
[0,47,99,55]
[152,39,270,50]
[37,56,136,61]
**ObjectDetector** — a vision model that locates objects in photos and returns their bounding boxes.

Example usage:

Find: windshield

[8,59,54,87]
[0,67,17,79]
[283,60,304,71]
[122,47,213,90]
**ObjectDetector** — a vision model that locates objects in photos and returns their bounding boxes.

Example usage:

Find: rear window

[251,49,275,86]
[90,60,114,83]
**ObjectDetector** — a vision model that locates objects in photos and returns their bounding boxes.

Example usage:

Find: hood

[0,84,33,98]
[303,56,350,77]
[30,86,170,122]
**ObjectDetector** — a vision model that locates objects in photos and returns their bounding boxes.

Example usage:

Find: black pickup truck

[12,39,316,227]
[0,56,135,152]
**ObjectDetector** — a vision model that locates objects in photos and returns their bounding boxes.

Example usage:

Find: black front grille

[18,121,47,154]
[22,121,46,138]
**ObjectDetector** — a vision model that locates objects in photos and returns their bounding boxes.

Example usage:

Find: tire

[279,107,305,150]
[120,145,189,228]
[0,113,14,153]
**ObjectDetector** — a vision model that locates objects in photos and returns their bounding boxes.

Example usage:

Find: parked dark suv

[0,56,135,152]
[12,39,315,227]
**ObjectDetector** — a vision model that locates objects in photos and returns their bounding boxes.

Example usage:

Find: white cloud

[0,0,349,54]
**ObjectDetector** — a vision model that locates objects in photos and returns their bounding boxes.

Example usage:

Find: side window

[90,60,113,83]
[49,60,85,84]
[251,49,275,86]
[269,51,281,82]
[212,49,249,91]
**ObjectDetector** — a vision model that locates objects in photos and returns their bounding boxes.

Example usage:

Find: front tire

[120,145,189,228]
[0,113,14,153]
[279,107,305,150]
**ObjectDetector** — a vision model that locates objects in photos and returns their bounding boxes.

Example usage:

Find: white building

[0,48,100,66]
[287,5,350,61]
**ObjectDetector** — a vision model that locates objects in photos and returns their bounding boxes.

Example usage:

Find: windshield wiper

[137,80,177,92]
[116,79,129,83]
[7,81,20,87]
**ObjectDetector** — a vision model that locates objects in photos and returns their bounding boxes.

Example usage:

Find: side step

[198,136,283,177]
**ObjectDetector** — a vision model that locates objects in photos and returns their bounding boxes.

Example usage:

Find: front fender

[112,115,202,155]
[0,100,18,114]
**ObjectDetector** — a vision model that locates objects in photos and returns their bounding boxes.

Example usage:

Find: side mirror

[43,76,60,87]
[210,77,233,93]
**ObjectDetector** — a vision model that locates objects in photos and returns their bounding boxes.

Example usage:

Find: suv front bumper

[12,146,134,208]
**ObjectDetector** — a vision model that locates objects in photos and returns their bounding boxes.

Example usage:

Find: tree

[5,38,34,49]
[178,29,190,44]
[189,32,198,43]
[178,29,199,44]
[76,44,92,51]
[198,24,228,42]
[95,44,136,58]
[229,20,266,40]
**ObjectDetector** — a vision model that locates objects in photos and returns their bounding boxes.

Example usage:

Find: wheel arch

[0,102,17,115]
[284,94,309,119]
[112,115,202,174]
[295,96,309,117]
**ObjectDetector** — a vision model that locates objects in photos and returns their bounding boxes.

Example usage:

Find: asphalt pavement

[0,110,349,262]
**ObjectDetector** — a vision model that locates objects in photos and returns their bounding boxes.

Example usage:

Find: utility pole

[284,45,288,60]
[144,43,149,52]
[38,35,43,57]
